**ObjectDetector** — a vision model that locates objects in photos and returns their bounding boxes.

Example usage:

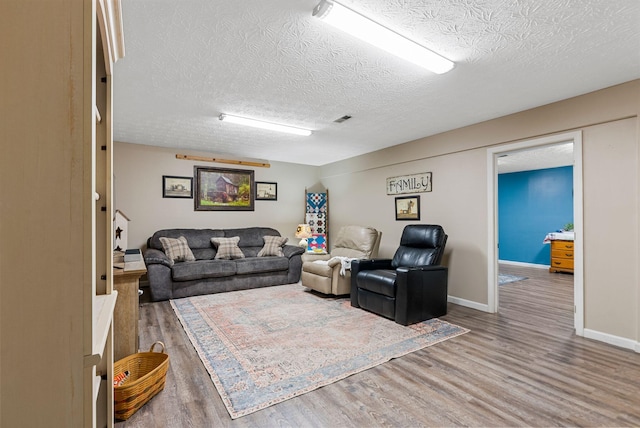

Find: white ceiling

[497,141,573,174]
[113,0,640,167]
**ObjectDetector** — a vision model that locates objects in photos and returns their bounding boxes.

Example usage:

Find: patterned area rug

[170,284,469,419]
[499,273,528,285]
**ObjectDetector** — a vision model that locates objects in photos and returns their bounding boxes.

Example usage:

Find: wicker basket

[114,341,170,421]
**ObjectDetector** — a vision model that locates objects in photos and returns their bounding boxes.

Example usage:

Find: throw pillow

[257,235,288,257]
[211,236,245,260]
[159,236,196,266]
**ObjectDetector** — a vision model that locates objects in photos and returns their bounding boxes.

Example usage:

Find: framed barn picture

[194,166,255,211]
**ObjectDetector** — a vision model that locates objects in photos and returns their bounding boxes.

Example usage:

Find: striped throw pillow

[257,235,288,257]
[159,236,196,266]
[211,236,245,260]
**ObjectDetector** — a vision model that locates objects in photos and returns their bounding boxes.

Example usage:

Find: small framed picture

[163,175,193,199]
[256,181,277,201]
[395,195,420,221]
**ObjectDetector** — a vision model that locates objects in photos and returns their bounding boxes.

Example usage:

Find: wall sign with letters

[386,172,432,195]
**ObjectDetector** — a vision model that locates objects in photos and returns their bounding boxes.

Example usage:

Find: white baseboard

[583,328,640,353]
[498,260,549,269]
[448,295,490,313]
[448,300,639,353]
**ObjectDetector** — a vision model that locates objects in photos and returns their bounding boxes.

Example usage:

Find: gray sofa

[143,227,304,301]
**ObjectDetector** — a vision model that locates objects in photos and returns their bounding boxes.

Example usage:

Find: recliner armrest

[395,265,448,325]
[396,265,447,274]
[301,252,331,264]
[326,257,343,268]
[351,258,393,272]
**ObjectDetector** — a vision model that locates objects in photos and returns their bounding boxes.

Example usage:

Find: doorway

[487,131,584,336]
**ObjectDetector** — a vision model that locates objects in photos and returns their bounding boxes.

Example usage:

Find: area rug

[499,273,528,285]
[170,284,469,419]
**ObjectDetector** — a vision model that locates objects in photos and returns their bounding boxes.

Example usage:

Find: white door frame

[486,131,584,336]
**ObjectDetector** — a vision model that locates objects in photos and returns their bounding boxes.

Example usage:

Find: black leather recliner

[350,224,448,326]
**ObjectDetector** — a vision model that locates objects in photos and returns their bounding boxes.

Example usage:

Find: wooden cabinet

[86,2,125,426]
[113,259,147,361]
[1,1,124,427]
[549,240,574,274]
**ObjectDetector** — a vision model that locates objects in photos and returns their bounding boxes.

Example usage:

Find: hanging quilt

[305,192,327,236]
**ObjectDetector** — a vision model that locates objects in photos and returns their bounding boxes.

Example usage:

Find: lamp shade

[295,224,313,239]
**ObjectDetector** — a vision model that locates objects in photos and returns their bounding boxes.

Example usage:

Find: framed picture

[194,166,255,211]
[395,195,420,221]
[162,175,193,198]
[256,181,277,201]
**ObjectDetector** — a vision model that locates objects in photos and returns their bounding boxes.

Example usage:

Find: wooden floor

[116,265,640,427]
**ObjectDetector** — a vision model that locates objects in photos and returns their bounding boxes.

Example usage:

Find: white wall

[114,142,320,248]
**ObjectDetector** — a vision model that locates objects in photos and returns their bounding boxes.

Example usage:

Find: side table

[113,257,147,361]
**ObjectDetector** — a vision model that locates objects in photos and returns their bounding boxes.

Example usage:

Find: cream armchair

[300,225,382,295]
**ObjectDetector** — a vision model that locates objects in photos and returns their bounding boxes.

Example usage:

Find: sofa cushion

[331,225,380,259]
[171,260,236,281]
[241,247,261,258]
[224,227,281,247]
[257,235,288,257]
[356,269,397,298]
[391,224,446,268]
[159,236,196,266]
[235,256,290,275]
[211,236,245,260]
[191,248,217,260]
[302,261,333,278]
[149,229,224,251]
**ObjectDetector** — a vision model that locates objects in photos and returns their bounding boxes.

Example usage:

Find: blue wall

[498,166,573,265]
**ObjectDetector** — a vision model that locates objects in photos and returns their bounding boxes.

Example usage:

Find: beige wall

[114,81,640,347]
[319,80,640,345]
[113,143,320,248]
[321,148,489,304]
[583,118,638,339]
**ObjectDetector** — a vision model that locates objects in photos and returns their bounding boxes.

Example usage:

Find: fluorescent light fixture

[218,114,312,136]
[313,0,454,74]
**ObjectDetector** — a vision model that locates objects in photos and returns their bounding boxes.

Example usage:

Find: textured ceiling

[497,142,573,174]
[113,0,640,166]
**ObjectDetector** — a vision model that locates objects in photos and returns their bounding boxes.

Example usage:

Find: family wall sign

[386,172,432,195]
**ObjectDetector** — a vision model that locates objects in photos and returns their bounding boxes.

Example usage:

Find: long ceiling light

[313,0,454,74]
[218,114,312,136]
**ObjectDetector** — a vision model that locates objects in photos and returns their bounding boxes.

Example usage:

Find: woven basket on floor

[114,341,169,421]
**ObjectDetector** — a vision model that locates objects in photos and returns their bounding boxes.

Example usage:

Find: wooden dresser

[549,240,574,274]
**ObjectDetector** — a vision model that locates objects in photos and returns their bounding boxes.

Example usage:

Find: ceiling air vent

[334,115,352,123]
